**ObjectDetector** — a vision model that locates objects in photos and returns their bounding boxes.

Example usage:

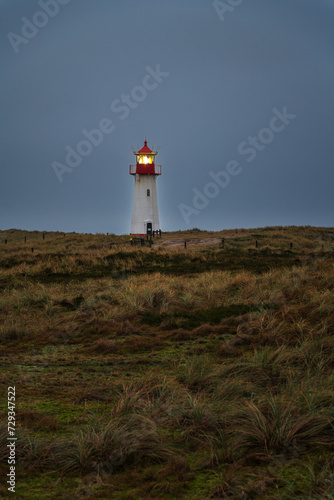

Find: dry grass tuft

[231,396,334,462]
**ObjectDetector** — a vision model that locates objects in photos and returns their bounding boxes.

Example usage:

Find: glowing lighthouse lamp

[129,140,162,238]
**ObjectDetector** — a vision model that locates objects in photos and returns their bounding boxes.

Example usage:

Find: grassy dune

[0,226,334,499]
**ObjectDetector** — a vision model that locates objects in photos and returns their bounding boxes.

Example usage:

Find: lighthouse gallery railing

[129,165,162,175]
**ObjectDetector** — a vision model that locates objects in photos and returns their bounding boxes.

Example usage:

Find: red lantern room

[129,141,161,175]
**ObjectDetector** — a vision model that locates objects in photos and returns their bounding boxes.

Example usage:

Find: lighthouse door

[146,222,152,236]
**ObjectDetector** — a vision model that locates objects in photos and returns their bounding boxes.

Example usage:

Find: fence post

[221,238,225,249]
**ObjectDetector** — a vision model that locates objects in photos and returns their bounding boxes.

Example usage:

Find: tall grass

[14,415,175,475]
[231,395,334,462]
[1,227,334,498]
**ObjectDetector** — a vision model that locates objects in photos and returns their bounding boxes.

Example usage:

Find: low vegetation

[0,226,333,498]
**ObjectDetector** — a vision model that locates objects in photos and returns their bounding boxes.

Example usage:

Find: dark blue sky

[1,0,334,234]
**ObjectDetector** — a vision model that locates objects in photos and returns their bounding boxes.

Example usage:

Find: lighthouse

[129,140,162,236]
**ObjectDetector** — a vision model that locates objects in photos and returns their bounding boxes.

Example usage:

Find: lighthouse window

[147,189,150,197]
[138,155,153,164]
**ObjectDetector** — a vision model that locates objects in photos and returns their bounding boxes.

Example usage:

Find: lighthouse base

[130,231,161,237]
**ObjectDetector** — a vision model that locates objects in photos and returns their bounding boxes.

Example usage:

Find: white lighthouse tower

[129,140,162,236]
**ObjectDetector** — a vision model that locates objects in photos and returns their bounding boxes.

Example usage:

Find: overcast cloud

[1,0,333,234]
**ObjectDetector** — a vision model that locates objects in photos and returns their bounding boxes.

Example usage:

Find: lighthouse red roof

[136,140,155,155]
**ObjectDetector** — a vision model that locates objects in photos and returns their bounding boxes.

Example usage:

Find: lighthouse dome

[136,140,155,155]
